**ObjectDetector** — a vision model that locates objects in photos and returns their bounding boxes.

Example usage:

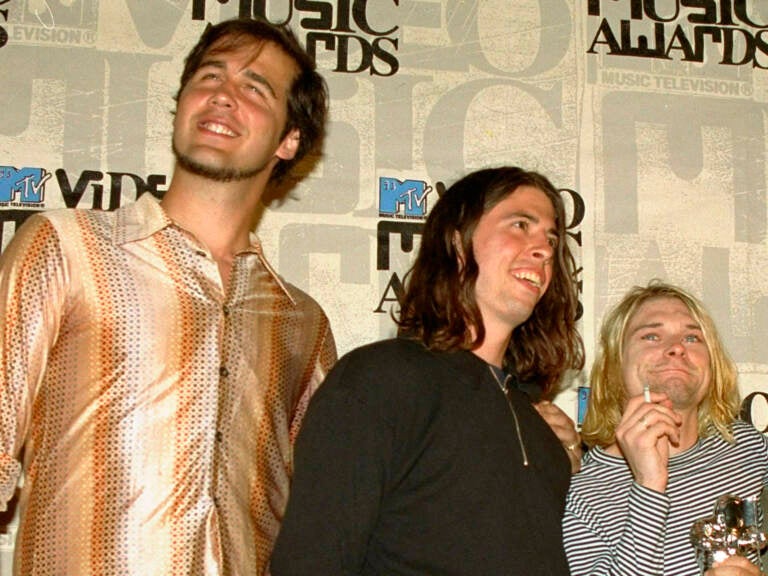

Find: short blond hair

[582,280,740,448]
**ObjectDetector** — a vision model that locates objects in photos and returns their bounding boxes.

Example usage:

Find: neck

[669,406,700,455]
[161,167,266,257]
[470,325,512,369]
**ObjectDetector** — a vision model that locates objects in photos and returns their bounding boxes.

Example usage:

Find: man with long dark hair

[0,17,334,575]
[271,166,584,575]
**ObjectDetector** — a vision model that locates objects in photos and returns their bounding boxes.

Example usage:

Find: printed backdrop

[1,0,768,568]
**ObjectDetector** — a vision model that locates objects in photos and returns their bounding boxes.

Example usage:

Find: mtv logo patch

[378,177,431,218]
[0,167,50,204]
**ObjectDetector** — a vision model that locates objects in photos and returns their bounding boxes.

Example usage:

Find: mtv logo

[0,167,50,203]
[379,177,431,217]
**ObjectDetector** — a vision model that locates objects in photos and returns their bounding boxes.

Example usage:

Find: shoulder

[334,338,478,379]
[730,419,768,451]
[731,419,766,437]
[0,209,111,288]
[568,448,632,497]
[6,211,57,243]
[1,209,92,264]
[317,339,467,409]
[26,207,116,252]
[699,419,768,453]
[13,207,83,235]
[331,338,435,381]
[673,421,768,481]
[350,336,428,358]
[274,281,334,361]
[40,205,112,227]
[280,279,330,320]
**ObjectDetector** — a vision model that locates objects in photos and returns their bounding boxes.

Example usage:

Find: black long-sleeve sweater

[271,337,571,576]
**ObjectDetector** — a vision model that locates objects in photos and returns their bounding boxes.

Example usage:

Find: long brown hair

[397,166,584,395]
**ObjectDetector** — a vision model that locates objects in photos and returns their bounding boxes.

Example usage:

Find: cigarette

[643,384,651,403]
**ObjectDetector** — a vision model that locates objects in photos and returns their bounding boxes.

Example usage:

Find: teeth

[202,122,236,136]
[514,271,542,287]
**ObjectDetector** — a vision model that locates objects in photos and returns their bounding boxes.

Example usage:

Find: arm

[288,320,337,444]
[564,392,683,575]
[564,480,670,576]
[0,216,67,509]
[271,354,392,575]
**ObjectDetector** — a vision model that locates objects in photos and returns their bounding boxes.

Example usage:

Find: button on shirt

[0,194,336,575]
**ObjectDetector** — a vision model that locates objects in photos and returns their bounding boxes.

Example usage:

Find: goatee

[172,143,266,182]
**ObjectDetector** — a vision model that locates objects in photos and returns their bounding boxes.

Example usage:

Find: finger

[713,555,762,573]
[623,395,682,427]
[637,410,682,442]
[545,420,581,445]
[549,426,579,444]
[540,403,576,430]
[534,404,582,459]
[534,403,577,434]
[626,418,681,447]
[534,400,569,414]
[623,404,682,436]
[534,401,565,419]
[616,410,681,449]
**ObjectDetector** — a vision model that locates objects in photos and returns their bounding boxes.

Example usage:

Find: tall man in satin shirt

[0,17,335,576]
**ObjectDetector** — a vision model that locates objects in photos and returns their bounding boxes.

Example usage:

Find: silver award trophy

[690,494,767,574]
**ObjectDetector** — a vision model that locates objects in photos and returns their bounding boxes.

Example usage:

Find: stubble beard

[647,374,703,410]
[172,142,269,183]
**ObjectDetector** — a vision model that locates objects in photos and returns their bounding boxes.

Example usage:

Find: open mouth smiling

[200,121,237,137]
[514,271,542,288]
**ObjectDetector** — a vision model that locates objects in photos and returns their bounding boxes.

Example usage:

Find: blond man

[564,281,767,576]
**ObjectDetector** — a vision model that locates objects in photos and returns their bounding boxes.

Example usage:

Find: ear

[276,128,300,161]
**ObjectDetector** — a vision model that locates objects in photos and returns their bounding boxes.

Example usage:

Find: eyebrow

[506,210,558,238]
[197,59,277,99]
[627,321,703,336]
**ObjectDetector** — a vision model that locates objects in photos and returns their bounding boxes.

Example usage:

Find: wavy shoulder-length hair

[396,166,584,396]
[582,280,740,448]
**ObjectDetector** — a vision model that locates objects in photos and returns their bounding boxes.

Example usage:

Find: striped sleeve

[564,475,670,575]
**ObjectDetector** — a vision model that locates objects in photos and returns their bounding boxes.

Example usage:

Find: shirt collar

[112,193,297,305]
[113,193,171,245]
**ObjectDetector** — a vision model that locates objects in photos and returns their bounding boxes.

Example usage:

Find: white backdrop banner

[1,0,767,568]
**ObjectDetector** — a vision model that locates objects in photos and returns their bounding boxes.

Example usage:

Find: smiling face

[621,296,711,411]
[172,37,300,182]
[471,185,557,340]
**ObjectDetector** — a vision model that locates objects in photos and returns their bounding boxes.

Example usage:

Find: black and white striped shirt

[564,420,768,576]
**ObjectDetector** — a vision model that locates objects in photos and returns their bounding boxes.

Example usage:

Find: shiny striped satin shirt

[0,193,336,575]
